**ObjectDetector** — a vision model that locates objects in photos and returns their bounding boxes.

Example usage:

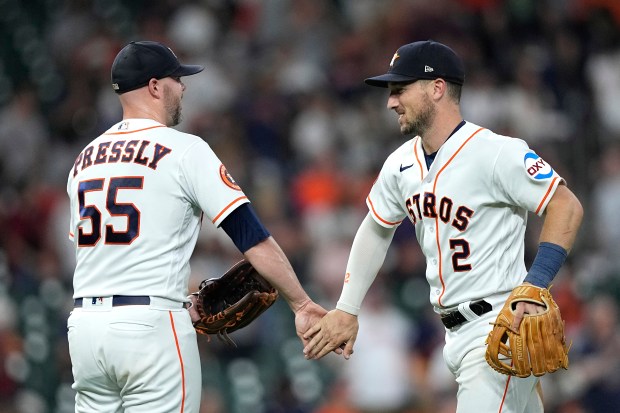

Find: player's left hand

[485,283,569,377]
[186,294,200,324]
[509,282,547,331]
[303,309,358,360]
[511,300,546,332]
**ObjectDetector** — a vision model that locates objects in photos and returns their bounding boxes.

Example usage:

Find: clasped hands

[301,309,359,360]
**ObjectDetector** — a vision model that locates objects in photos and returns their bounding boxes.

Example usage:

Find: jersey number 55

[76,176,143,247]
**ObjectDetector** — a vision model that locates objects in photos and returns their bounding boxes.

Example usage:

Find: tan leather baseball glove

[485,284,569,377]
[189,259,278,346]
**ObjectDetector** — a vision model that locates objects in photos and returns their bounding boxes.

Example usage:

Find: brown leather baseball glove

[485,284,569,377]
[189,259,278,346]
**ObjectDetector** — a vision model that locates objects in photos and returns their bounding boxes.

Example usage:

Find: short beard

[164,85,182,126]
[401,94,435,137]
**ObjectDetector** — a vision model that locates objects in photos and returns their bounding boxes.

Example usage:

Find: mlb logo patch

[91,297,105,306]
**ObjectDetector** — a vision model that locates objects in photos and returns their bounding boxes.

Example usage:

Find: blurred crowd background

[1,0,620,412]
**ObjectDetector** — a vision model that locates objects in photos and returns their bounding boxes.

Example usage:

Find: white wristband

[336,301,360,316]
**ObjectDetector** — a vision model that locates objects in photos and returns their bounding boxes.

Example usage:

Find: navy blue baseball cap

[365,40,465,87]
[111,41,204,94]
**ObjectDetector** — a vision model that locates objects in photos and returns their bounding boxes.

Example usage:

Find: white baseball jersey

[367,121,563,310]
[67,118,249,302]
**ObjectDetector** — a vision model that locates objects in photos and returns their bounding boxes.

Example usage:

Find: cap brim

[364,73,416,87]
[171,64,204,78]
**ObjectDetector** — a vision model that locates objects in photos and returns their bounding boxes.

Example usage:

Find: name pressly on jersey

[72,139,172,177]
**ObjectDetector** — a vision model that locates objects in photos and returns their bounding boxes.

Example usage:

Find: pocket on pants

[109,320,155,331]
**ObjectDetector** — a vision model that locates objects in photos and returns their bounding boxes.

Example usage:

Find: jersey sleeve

[366,154,406,228]
[66,172,76,241]
[492,138,564,216]
[180,140,249,226]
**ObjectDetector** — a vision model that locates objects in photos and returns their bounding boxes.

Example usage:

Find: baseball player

[303,40,583,412]
[66,40,328,412]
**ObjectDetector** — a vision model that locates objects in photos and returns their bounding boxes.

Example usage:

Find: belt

[74,295,150,308]
[440,299,492,329]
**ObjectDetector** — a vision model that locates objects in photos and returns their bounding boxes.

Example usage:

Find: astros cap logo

[389,52,400,68]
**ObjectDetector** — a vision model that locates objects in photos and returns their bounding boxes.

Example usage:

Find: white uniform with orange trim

[66,118,248,412]
[366,121,562,412]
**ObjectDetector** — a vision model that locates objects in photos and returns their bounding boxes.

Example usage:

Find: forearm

[244,236,310,313]
[336,213,396,315]
[524,184,583,287]
[539,184,583,252]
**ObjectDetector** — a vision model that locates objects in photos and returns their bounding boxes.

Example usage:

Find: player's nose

[387,94,399,110]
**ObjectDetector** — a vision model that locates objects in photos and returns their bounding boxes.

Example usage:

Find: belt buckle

[441,308,465,329]
[440,299,492,329]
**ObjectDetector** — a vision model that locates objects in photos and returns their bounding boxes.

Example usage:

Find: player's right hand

[294,300,329,348]
[303,309,358,360]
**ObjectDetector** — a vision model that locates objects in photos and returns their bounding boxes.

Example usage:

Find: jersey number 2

[77,177,143,246]
[449,239,472,272]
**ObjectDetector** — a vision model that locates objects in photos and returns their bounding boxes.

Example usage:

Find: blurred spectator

[591,142,620,269]
[339,285,416,413]
[585,8,620,139]
[501,44,573,143]
[557,294,620,412]
[0,87,49,191]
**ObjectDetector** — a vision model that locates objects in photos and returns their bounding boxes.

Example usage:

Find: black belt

[440,299,492,329]
[74,295,151,308]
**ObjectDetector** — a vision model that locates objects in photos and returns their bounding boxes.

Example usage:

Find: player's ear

[432,78,448,100]
[147,78,161,98]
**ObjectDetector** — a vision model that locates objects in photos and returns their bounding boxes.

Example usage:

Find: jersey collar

[107,118,166,134]
[423,119,466,168]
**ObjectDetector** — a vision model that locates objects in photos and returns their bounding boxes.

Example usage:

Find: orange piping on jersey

[413,137,424,181]
[104,125,166,135]
[498,375,512,412]
[535,177,558,215]
[432,127,485,307]
[367,195,403,226]
[211,196,249,224]
[168,311,186,413]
